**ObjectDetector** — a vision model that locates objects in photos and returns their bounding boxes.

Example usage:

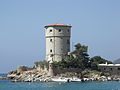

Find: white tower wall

[44,23,71,62]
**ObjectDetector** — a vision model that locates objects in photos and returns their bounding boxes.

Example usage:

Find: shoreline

[7,66,120,83]
[1,73,120,82]
[2,77,120,83]
[7,76,120,82]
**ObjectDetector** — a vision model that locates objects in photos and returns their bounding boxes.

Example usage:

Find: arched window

[50,39,52,42]
[50,29,52,32]
[50,49,52,52]
[59,29,62,32]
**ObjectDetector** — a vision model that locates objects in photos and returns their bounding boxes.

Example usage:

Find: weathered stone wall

[53,67,82,75]
[99,66,120,75]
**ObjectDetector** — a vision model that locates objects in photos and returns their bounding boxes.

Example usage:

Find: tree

[53,43,90,70]
[53,54,76,68]
[72,43,90,69]
[53,43,113,72]
[34,60,48,68]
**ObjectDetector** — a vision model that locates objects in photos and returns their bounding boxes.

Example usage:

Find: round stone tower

[44,23,72,62]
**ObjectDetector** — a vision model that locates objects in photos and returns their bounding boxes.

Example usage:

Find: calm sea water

[0,74,120,90]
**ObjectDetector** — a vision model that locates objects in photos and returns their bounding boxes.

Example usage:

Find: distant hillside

[114,58,120,64]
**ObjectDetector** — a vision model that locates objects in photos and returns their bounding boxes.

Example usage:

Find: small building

[99,63,120,75]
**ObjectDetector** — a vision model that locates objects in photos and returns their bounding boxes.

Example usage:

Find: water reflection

[41,82,66,88]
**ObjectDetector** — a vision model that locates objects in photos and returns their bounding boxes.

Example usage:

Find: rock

[8,66,120,82]
[17,66,29,71]
[0,77,7,80]
[8,67,51,82]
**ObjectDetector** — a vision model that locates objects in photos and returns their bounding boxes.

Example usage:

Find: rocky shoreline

[7,74,120,82]
[7,66,120,82]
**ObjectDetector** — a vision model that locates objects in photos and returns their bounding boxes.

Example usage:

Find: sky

[0,0,120,73]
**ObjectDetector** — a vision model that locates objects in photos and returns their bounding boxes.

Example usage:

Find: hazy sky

[0,0,120,73]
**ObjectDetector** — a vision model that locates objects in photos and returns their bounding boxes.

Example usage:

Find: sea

[0,74,120,90]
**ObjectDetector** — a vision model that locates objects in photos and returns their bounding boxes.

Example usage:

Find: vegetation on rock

[7,43,114,82]
[34,43,113,72]
[53,43,113,71]
[34,60,49,69]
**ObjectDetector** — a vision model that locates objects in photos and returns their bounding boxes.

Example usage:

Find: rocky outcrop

[0,76,7,80]
[8,66,120,82]
[7,66,51,82]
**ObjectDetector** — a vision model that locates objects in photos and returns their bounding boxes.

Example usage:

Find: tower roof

[44,23,72,27]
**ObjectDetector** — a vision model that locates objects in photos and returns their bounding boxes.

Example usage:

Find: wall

[53,67,82,75]
[99,66,120,75]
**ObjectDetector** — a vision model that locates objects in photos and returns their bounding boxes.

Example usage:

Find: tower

[44,23,72,62]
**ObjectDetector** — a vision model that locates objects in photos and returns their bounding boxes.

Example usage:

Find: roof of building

[99,64,120,66]
[44,23,72,27]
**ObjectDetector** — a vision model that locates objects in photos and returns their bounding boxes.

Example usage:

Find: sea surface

[0,74,120,90]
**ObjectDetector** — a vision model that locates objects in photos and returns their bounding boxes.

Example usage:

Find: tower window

[104,68,106,70]
[59,29,62,32]
[118,68,120,70]
[110,68,113,71]
[67,40,70,44]
[50,29,52,32]
[50,49,52,52]
[50,39,52,42]
[67,29,69,32]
